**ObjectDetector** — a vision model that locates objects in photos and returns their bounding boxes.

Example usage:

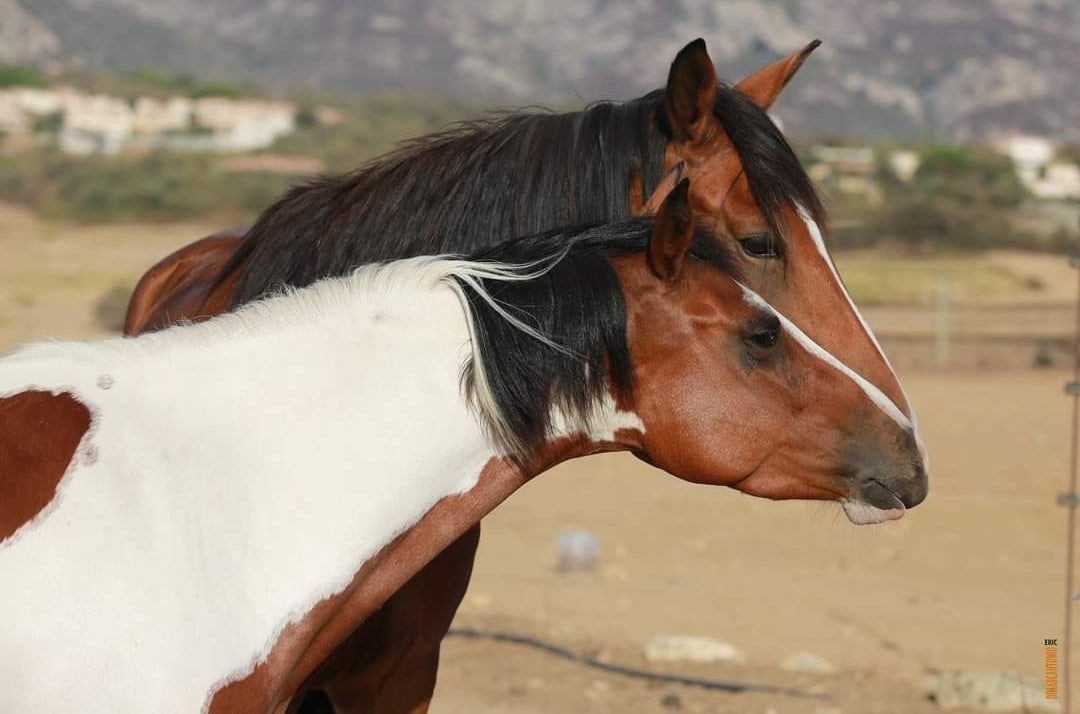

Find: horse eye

[745,314,781,350]
[738,233,781,260]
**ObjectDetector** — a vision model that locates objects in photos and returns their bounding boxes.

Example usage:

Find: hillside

[3,0,1080,141]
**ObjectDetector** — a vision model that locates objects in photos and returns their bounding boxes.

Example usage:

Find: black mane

[456,216,739,463]
[219,84,820,305]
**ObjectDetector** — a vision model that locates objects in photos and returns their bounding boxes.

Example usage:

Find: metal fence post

[1060,219,1080,713]
[934,276,951,369]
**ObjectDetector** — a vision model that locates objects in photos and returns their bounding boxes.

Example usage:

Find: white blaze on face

[795,206,928,470]
[740,287,915,526]
[741,287,911,430]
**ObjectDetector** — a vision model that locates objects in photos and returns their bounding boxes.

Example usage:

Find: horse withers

[0,184,924,713]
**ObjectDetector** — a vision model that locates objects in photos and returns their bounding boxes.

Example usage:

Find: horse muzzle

[840,426,928,525]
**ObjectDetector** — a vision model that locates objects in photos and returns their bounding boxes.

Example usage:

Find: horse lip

[840,478,907,525]
[840,499,905,525]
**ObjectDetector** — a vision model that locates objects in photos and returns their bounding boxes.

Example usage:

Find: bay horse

[121,39,928,712]
[0,185,925,714]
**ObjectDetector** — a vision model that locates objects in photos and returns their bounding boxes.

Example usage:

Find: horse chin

[840,499,905,525]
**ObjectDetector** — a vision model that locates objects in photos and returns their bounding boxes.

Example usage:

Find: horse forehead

[667,129,740,167]
[620,261,748,329]
[666,148,748,216]
[0,390,91,543]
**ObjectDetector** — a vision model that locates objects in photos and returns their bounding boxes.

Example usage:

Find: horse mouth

[840,479,906,525]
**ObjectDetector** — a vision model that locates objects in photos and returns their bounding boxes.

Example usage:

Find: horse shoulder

[0,390,91,542]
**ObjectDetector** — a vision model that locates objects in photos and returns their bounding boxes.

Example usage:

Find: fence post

[1061,217,1080,713]
[934,276,951,369]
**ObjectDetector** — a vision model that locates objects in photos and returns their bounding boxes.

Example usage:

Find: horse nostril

[902,463,929,508]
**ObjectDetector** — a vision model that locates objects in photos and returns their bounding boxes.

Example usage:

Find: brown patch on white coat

[0,390,91,543]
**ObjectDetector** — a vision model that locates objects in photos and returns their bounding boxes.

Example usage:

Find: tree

[0,64,48,88]
[32,111,64,135]
[867,144,1035,251]
[912,145,1026,208]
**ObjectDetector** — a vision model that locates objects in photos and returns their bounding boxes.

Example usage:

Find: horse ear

[664,38,718,145]
[648,178,694,282]
[633,162,685,217]
[734,39,821,110]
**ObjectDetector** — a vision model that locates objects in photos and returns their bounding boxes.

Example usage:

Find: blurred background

[1,1,1078,712]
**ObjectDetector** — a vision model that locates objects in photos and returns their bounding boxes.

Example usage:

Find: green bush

[32,111,64,135]
[0,148,293,223]
[188,82,245,99]
[912,145,1026,208]
[0,64,48,88]
[841,143,1038,252]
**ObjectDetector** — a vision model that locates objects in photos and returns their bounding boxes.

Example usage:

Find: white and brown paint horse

[123,40,927,711]
[0,185,924,713]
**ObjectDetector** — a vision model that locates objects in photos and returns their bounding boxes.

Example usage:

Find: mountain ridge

[4,0,1079,142]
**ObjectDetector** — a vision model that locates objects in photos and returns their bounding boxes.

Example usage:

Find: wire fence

[868,300,1075,371]
[1061,220,1080,713]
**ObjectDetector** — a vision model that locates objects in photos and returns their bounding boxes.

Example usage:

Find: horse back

[124,226,248,336]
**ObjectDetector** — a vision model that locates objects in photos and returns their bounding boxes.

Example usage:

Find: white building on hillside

[60,93,135,155]
[991,132,1079,200]
[133,96,193,135]
[189,98,296,152]
[0,86,297,154]
[1030,163,1080,201]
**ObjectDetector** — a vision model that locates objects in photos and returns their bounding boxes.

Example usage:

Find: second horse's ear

[735,39,821,110]
[664,38,718,145]
[647,178,694,282]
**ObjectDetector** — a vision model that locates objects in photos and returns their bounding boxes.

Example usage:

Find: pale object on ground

[643,635,744,664]
[928,670,1060,712]
[780,652,835,673]
[555,528,599,572]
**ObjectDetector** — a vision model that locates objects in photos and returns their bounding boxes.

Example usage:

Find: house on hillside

[186,98,296,152]
[807,145,882,203]
[0,87,297,155]
[133,96,192,135]
[990,132,1080,200]
[60,93,135,155]
[887,149,920,182]
[991,133,1055,185]
[0,87,67,134]
[1031,162,1080,201]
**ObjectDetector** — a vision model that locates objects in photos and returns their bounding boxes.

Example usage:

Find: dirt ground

[0,208,1074,712]
[429,369,1072,713]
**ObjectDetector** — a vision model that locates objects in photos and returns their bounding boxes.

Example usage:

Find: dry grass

[0,203,222,350]
[833,251,1053,306]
